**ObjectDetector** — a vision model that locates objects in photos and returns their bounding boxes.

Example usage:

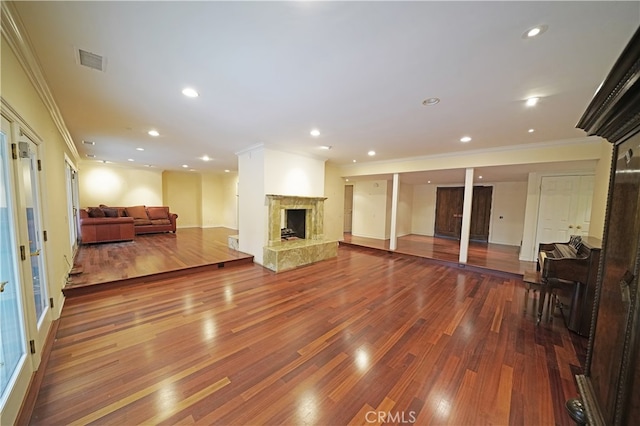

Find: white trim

[1,2,80,162]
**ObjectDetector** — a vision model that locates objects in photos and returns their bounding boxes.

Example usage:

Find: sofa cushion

[125,205,149,219]
[147,207,169,220]
[150,219,171,225]
[133,218,152,226]
[88,207,105,218]
[101,207,119,217]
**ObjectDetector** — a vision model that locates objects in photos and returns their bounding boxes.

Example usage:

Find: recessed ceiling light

[352,159,357,163]
[224,169,230,173]
[526,97,539,107]
[136,147,144,151]
[101,160,110,164]
[145,164,152,167]
[148,130,160,137]
[460,136,472,143]
[319,145,331,150]
[523,25,548,39]
[202,155,211,161]
[189,169,196,172]
[310,129,321,137]
[478,175,483,179]
[182,164,189,168]
[368,150,376,156]
[428,180,431,184]
[182,87,199,98]
[528,128,535,133]
[82,140,95,145]
[86,154,95,158]
[422,97,440,106]
[128,158,134,162]
[345,178,349,182]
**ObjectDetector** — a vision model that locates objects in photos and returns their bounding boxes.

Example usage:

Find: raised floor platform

[65,227,253,297]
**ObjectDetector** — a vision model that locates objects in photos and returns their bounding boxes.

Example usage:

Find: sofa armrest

[169,213,178,231]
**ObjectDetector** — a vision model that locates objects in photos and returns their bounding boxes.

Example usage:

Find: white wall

[411,183,436,236]
[79,163,163,207]
[488,182,527,246]
[264,149,325,196]
[238,146,266,264]
[352,179,389,239]
[220,173,239,229]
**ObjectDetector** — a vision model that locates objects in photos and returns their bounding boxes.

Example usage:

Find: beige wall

[489,182,527,246]
[589,140,613,241]
[397,181,413,237]
[411,183,437,236]
[352,179,389,239]
[324,163,345,242]
[1,35,76,315]
[162,171,202,228]
[78,162,163,207]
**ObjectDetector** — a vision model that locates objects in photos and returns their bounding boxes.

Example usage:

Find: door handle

[576,225,582,229]
[568,225,573,229]
[30,249,41,257]
[0,281,7,292]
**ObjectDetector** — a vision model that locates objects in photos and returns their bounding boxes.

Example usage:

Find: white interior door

[0,119,30,425]
[536,175,594,244]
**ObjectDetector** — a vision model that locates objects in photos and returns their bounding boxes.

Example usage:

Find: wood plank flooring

[65,228,253,296]
[31,245,586,425]
[342,233,536,276]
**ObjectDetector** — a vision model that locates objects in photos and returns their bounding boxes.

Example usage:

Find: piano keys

[536,236,601,336]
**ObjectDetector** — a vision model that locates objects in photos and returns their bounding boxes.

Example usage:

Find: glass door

[18,137,50,331]
[0,122,29,423]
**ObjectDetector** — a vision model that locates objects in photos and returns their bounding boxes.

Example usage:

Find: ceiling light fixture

[428,180,432,184]
[460,136,472,143]
[82,140,95,145]
[224,169,230,173]
[478,176,483,179]
[523,25,548,39]
[368,150,376,156]
[128,158,134,162]
[528,128,535,133]
[148,130,160,137]
[136,147,144,151]
[182,164,189,168]
[86,154,95,158]
[422,97,440,106]
[319,145,332,150]
[202,155,211,161]
[182,87,199,98]
[352,159,357,163]
[526,97,539,107]
[310,129,321,137]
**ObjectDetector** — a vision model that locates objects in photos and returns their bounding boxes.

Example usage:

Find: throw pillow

[125,205,149,219]
[147,207,169,220]
[101,207,119,218]
[88,207,105,218]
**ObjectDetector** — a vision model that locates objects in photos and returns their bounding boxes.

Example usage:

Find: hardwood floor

[342,233,536,276]
[31,244,585,425]
[65,228,253,296]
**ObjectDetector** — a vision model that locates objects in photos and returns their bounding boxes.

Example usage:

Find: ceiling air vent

[77,49,105,72]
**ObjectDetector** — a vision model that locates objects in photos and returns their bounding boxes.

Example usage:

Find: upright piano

[537,235,601,336]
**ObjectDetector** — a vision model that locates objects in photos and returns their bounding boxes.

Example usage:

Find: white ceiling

[11,1,640,180]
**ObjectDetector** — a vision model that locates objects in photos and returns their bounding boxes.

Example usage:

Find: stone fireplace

[263,194,338,272]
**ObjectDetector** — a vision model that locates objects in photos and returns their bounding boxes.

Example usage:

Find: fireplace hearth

[264,194,337,272]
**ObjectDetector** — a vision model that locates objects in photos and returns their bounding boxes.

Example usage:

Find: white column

[389,173,399,250]
[459,168,474,263]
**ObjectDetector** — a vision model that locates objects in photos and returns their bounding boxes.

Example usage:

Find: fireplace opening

[282,209,306,240]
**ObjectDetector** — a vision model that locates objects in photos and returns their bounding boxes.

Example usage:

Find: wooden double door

[434,186,492,242]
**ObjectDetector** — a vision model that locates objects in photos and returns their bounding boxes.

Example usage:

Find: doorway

[344,185,353,233]
[434,186,493,241]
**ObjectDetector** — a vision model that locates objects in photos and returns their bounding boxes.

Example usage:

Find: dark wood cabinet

[572,26,640,426]
[434,186,492,241]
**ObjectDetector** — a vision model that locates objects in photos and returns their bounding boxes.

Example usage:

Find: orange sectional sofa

[79,205,178,244]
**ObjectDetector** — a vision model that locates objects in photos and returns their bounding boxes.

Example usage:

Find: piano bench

[523,271,562,319]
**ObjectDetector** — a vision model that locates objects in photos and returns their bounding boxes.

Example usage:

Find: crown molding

[1,1,80,161]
